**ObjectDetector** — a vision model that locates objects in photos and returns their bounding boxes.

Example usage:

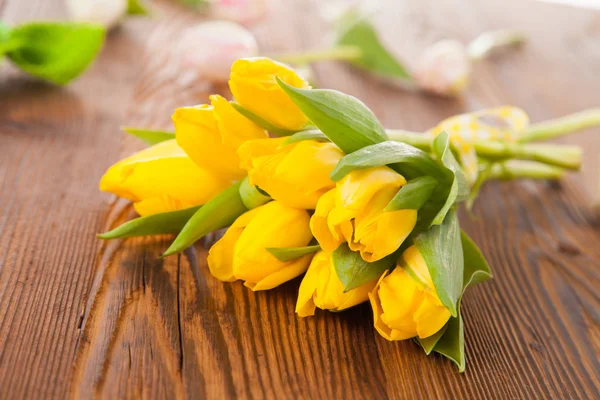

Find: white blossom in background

[177,21,259,83]
[65,0,128,30]
[212,0,269,26]
[413,39,472,96]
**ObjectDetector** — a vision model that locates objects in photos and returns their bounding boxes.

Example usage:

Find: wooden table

[1,0,599,398]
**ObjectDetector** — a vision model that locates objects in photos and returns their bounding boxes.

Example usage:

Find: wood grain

[0,0,599,398]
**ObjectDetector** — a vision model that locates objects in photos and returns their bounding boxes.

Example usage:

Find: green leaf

[122,127,176,145]
[231,102,299,137]
[417,324,448,355]
[414,209,463,317]
[277,79,388,154]
[283,130,329,145]
[335,10,411,80]
[420,230,492,371]
[127,0,151,15]
[429,132,470,225]
[5,22,105,85]
[432,313,465,372]
[330,141,442,181]
[460,231,493,290]
[163,181,248,256]
[332,243,395,292]
[98,206,200,239]
[266,245,321,262]
[178,0,211,7]
[385,176,438,211]
[238,177,272,209]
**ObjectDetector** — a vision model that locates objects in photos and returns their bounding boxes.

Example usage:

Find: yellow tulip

[99,139,230,216]
[238,137,344,209]
[229,57,310,131]
[172,94,267,180]
[310,167,417,262]
[296,251,376,317]
[208,201,313,291]
[369,245,451,341]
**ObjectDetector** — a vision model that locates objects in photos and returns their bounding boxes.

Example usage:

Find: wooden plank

[0,0,598,398]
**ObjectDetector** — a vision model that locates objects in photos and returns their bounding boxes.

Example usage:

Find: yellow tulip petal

[240,139,342,209]
[310,189,344,252]
[210,94,268,149]
[414,300,452,339]
[99,139,230,215]
[338,167,406,210]
[295,255,322,317]
[234,201,312,284]
[173,104,243,179]
[207,207,262,282]
[238,137,287,171]
[248,254,312,291]
[229,57,310,131]
[133,195,196,217]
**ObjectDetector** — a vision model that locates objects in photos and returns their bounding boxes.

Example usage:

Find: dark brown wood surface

[0,0,599,398]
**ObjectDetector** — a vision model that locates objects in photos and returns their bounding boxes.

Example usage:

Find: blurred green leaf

[266,245,321,262]
[332,243,395,292]
[335,10,411,80]
[277,79,388,154]
[127,0,151,15]
[98,206,200,239]
[4,22,105,84]
[122,127,176,145]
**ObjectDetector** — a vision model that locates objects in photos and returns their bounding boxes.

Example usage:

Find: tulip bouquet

[99,57,598,371]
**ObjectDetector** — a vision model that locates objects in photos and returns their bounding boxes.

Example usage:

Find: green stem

[386,130,581,170]
[489,161,565,181]
[519,108,600,143]
[473,141,581,170]
[272,45,362,65]
[466,30,525,61]
[386,129,431,150]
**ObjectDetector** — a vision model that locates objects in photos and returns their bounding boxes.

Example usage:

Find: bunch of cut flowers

[99,57,597,371]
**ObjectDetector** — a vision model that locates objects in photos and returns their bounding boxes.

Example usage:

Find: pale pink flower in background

[413,39,471,96]
[178,20,259,83]
[65,0,128,29]
[212,0,269,26]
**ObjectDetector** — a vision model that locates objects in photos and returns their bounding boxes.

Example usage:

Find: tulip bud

[369,245,452,341]
[172,94,267,181]
[311,167,417,262]
[238,138,344,209]
[178,21,259,83]
[208,201,313,290]
[229,57,311,131]
[413,39,471,96]
[99,139,230,216]
[66,0,127,29]
[296,251,376,317]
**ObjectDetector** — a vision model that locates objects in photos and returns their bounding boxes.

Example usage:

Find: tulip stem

[466,30,526,61]
[473,141,582,170]
[386,130,582,170]
[488,161,565,181]
[273,45,362,65]
[519,108,600,143]
[385,129,431,150]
